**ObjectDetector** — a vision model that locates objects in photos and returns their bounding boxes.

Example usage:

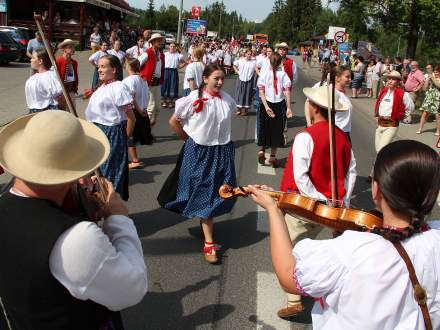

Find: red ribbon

[193,98,209,113]
[274,77,278,95]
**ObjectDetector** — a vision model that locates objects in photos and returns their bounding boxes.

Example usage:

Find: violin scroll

[219,184,249,199]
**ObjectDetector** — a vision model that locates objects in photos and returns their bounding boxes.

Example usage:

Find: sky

[127,0,275,23]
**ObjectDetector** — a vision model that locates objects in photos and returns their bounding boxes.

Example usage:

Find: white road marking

[257,205,269,233]
[257,153,276,175]
[256,271,291,330]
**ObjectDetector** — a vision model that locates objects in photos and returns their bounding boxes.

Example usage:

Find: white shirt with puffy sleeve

[25,70,63,110]
[233,58,256,82]
[293,222,440,330]
[174,89,236,146]
[257,69,291,103]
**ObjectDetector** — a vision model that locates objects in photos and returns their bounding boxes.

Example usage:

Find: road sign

[191,6,201,19]
[334,31,347,44]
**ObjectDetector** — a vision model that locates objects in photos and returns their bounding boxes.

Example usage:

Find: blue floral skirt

[161,68,179,98]
[163,138,237,219]
[94,121,129,200]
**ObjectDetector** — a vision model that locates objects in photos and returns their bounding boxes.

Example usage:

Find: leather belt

[378,117,399,127]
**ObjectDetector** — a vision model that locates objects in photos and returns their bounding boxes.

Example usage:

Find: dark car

[0,30,20,65]
[288,48,300,56]
[0,26,31,61]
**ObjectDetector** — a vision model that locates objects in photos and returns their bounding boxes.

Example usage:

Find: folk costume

[161,51,184,101]
[373,72,414,153]
[234,57,256,110]
[122,74,153,145]
[182,61,204,96]
[85,80,134,200]
[0,111,147,330]
[108,49,126,81]
[138,36,165,124]
[25,70,62,113]
[278,85,357,316]
[89,50,108,89]
[126,44,145,58]
[158,89,237,219]
[56,39,79,107]
[257,68,291,148]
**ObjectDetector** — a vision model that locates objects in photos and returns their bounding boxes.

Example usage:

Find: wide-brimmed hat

[57,39,78,49]
[0,111,110,185]
[385,70,402,80]
[148,33,164,43]
[276,42,289,49]
[303,85,349,112]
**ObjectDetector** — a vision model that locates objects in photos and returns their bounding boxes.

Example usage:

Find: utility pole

[218,1,223,38]
[177,0,184,45]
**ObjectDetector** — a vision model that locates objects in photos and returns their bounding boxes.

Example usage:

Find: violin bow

[326,73,339,207]
[33,13,108,202]
[33,13,77,117]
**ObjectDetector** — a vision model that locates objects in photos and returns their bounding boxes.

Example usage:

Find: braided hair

[370,140,440,242]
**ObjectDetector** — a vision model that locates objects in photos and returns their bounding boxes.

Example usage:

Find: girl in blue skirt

[85,55,136,200]
[163,63,237,264]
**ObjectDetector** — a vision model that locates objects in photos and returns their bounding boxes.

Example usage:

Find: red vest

[374,87,406,121]
[283,58,293,82]
[55,56,79,93]
[280,121,352,201]
[140,47,165,86]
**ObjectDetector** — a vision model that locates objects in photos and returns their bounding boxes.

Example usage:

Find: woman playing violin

[248,140,440,330]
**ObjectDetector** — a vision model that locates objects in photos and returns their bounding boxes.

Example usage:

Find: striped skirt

[235,77,254,108]
[161,138,237,219]
[94,121,129,201]
[161,68,179,98]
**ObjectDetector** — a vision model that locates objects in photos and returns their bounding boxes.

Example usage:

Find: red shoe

[203,242,220,264]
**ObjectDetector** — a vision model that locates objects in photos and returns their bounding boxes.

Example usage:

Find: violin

[219,185,382,231]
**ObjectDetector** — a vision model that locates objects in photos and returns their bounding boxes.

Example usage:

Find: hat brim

[0,114,110,185]
[148,36,164,43]
[58,41,77,49]
[303,87,349,112]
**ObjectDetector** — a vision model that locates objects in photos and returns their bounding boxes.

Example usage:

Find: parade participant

[223,48,233,76]
[85,55,136,200]
[123,57,152,169]
[25,50,64,113]
[126,36,145,58]
[257,53,293,168]
[55,39,79,106]
[249,139,440,329]
[0,111,148,329]
[139,33,165,127]
[233,48,256,116]
[332,66,353,137]
[143,29,152,49]
[277,42,298,87]
[417,65,440,136]
[368,70,414,181]
[161,64,237,264]
[161,42,185,109]
[89,26,101,53]
[275,84,356,318]
[182,47,205,97]
[108,40,126,81]
[88,41,108,89]
[26,31,45,75]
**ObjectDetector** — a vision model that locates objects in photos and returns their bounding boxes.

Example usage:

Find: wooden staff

[33,13,108,202]
[326,73,338,206]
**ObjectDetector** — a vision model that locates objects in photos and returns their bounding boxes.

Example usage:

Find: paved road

[0,55,439,330]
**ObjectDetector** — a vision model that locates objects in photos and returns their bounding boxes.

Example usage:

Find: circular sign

[334,31,347,44]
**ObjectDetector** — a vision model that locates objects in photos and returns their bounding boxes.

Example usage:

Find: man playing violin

[0,111,147,329]
[276,84,357,318]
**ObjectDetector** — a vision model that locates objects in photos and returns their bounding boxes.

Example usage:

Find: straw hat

[276,42,289,49]
[303,85,349,112]
[0,111,110,185]
[385,70,402,80]
[57,39,78,49]
[148,33,164,43]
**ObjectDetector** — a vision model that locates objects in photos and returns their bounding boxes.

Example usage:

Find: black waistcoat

[0,192,110,330]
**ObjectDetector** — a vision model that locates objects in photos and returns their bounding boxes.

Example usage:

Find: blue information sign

[186,19,208,35]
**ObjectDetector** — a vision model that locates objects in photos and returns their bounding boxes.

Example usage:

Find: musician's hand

[103,179,129,217]
[286,108,293,118]
[246,185,278,210]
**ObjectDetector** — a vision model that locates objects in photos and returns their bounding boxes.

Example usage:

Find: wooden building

[3,0,138,48]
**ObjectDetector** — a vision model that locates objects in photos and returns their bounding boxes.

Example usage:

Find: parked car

[288,48,300,56]
[0,30,20,65]
[0,26,31,62]
[165,33,176,45]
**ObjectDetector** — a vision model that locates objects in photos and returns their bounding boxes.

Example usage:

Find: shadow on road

[350,175,375,211]
[123,276,235,330]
